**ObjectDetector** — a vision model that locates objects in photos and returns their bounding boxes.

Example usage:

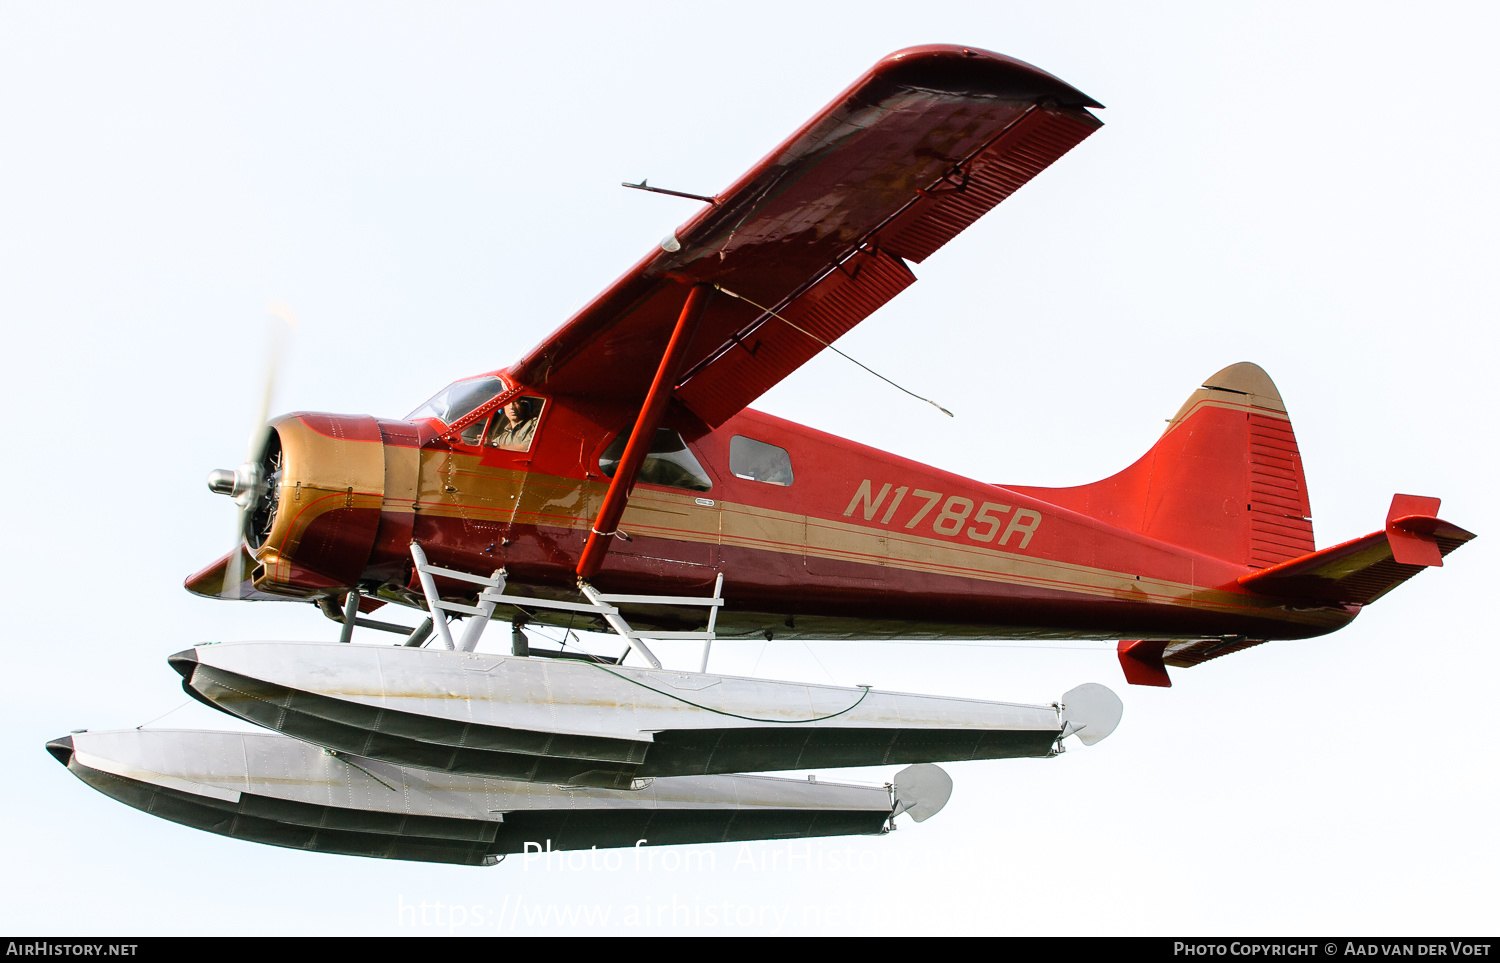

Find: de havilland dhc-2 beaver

[49,45,1474,866]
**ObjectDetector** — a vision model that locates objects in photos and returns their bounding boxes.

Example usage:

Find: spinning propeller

[206,301,297,599]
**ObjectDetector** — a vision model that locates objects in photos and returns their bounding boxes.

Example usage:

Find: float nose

[167,648,199,683]
[45,735,75,767]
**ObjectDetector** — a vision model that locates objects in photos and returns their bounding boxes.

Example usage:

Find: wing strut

[576,284,712,580]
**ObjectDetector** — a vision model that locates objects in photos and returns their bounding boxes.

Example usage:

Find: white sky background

[1,1,1495,936]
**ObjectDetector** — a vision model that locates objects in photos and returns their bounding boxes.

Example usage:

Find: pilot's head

[503,398,534,425]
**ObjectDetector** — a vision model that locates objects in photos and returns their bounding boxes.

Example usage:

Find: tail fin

[1013,362,1313,567]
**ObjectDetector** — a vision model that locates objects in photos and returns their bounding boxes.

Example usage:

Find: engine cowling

[248,412,388,598]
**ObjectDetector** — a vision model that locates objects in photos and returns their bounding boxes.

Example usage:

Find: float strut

[402,617,434,648]
[338,590,359,644]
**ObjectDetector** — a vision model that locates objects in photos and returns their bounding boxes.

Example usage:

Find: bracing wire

[714,285,954,417]
[136,700,192,730]
[325,749,399,792]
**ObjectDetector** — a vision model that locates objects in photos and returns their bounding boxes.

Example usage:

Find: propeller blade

[224,512,247,600]
[217,301,299,602]
[247,300,297,462]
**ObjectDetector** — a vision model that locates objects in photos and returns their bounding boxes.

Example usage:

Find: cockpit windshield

[405,376,507,425]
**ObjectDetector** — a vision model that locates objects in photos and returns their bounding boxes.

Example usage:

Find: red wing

[510,45,1102,429]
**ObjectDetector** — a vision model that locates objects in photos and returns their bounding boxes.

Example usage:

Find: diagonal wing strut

[576,284,713,579]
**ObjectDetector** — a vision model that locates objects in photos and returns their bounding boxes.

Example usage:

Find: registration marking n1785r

[842,480,1041,549]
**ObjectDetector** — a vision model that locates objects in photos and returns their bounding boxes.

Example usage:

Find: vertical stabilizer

[1012,363,1314,567]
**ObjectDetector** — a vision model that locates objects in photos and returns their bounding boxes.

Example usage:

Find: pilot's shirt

[489,416,536,450]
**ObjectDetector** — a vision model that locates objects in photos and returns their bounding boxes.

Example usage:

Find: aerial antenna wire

[713,285,954,417]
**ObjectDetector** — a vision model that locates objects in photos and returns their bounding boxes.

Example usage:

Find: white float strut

[457,570,506,653]
[409,542,455,650]
[699,572,723,673]
[578,580,662,669]
[411,542,719,664]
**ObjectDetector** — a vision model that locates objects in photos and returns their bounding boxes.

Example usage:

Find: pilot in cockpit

[486,397,538,450]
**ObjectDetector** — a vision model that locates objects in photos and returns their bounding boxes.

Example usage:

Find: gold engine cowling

[250,412,391,599]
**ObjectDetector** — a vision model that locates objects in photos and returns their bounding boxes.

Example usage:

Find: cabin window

[729,435,793,486]
[599,429,712,492]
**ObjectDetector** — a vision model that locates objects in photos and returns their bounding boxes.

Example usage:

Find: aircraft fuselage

[240,384,1356,646]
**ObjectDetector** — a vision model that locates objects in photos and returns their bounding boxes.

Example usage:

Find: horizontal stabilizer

[1238,494,1474,606]
[1117,638,1269,687]
[1117,496,1474,686]
[1117,641,1172,687]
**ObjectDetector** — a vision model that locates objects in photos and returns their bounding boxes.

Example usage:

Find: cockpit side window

[483,396,544,451]
[453,395,545,450]
[599,429,712,492]
[459,418,486,446]
[729,435,794,486]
